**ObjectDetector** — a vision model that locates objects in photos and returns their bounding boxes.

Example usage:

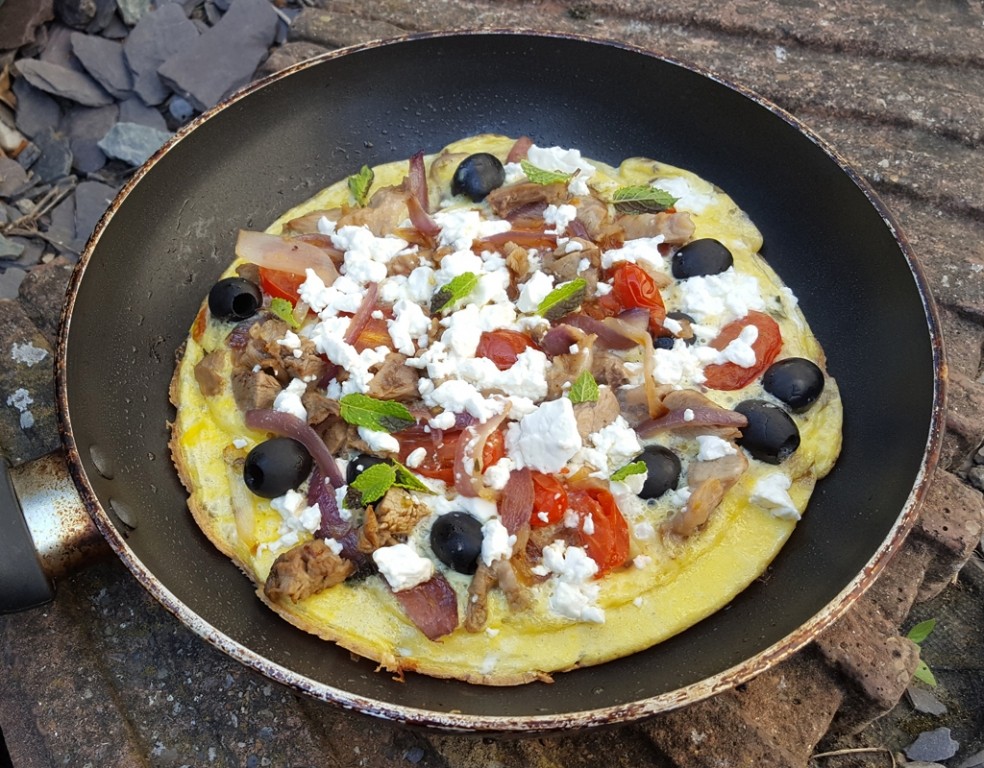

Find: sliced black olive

[345,453,390,485]
[430,511,484,575]
[243,438,312,498]
[638,446,682,499]
[734,400,800,464]
[208,276,262,321]
[762,358,825,412]
[671,239,734,279]
[451,153,505,202]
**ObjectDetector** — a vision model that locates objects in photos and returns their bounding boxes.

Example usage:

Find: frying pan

[0,31,944,731]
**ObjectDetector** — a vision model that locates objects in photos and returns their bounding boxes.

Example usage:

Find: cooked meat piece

[231,368,281,412]
[591,349,632,388]
[614,384,652,428]
[357,505,387,552]
[315,416,372,457]
[282,208,342,234]
[232,316,326,388]
[687,452,748,487]
[302,389,339,426]
[616,211,695,244]
[464,561,495,632]
[336,185,409,237]
[388,250,421,276]
[235,261,261,285]
[264,538,355,603]
[545,339,594,400]
[373,487,430,539]
[282,339,327,383]
[366,353,419,401]
[542,250,582,283]
[666,451,748,537]
[194,349,226,396]
[574,195,611,240]
[504,242,530,280]
[486,181,568,219]
[640,389,747,440]
[573,386,621,440]
[492,558,529,612]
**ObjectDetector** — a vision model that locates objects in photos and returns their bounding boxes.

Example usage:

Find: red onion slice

[560,314,638,351]
[408,150,429,212]
[477,229,557,249]
[453,407,510,498]
[244,408,345,488]
[406,192,440,239]
[342,281,379,345]
[392,573,459,640]
[506,135,533,163]
[539,325,582,356]
[498,467,533,535]
[636,406,748,438]
[235,230,339,286]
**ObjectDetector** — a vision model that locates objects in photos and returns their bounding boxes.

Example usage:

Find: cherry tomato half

[568,487,630,577]
[703,310,783,390]
[610,262,667,332]
[475,329,538,371]
[396,428,505,484]
[530,472,568,528]
[258,267,305,304]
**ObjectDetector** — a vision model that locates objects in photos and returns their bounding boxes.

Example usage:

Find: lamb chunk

[545,339,594,400]
[316,416,372,457]
[616,211,695,244]
[235,262,261,285]
[366,353,419,401]
[264,538,355,603]
[614,384,652,428]
[282,208,341,234]
[574,195,611,240]
[282,335,327,383]
[542,250,582,283]
[194,349,226,396]
[486,181,568,219]
[232,368,281,412]
[504,242,530,279]
[302,389,339,426]
[464,561,495,632]
[591,350,632,389]
[388,250,421,276]
[336,185,409,237]
[373,487,430,539]
[573,386,621,440]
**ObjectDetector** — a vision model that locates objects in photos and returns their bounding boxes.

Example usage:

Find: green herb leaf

[611,461,647,482]
[347,164,374,207]
[537,277,587,321]
[392,460,435,495]
[350,462,396,505]
[568,370,599,404]
[268,297,300,329]
[611,185,678,214]
[339,393,415,433]
[520,159,573,186]
[906,618,937,645]
[430,272,479,314]
[912,659,937,688]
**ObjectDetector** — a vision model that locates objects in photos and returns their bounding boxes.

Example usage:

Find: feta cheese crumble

[750,473,801,520]
[373,543,435,591]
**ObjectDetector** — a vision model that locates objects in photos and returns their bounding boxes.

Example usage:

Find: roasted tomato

[703,310,782,391]
[568,486,630,577]
[529,471,568,528]
[258,267,306,304]
[397,428,505,484]
[610,262,666,333]
[475,329,538,370]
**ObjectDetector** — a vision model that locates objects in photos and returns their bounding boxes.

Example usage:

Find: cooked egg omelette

[170,135,842,685]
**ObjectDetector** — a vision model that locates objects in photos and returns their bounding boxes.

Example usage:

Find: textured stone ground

[1,1,982,766]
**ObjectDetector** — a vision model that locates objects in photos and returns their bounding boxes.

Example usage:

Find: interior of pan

[59,32,940,725]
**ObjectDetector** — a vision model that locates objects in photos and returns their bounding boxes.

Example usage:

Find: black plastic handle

[0,457,54,613]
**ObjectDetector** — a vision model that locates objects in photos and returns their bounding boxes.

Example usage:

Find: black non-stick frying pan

[2,31,944,731]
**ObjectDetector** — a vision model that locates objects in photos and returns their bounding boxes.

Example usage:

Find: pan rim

[55,29,946,731]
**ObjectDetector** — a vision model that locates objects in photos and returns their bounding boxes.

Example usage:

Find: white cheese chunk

[273,378,308,422]
[750,473,801,520]
[358,427,400,454]
[481,518,516,566]
[373,543,434,591]
[506,398,582,473]
[696,435,738,461]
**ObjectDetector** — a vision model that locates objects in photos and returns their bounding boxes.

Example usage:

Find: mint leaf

[350,462,396,505]
[348,164,374,207]
[912,659,937,687]
[568,370,599,404]
[611,461,647,482]
[392,460,434,494]
[537,277,587,321]
[339,393,415,433]
[611,185,677,214]
[269,297,300,329]
[520,159,573,186]
[906,618,937,645]
[430,272,479,314]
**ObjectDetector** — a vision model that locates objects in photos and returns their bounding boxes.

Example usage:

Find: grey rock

[0,0,54,50]
[38,23,78,67]
[44,192,75,253]
[157,0,279,111]
[31,128,74,183]
[257,40,330,78]
[99,11,128,37]
[288,7,405,49]
[6,237,44,267]
[0,235,26,260]
[117,96,167,131]
[62,103,119,174]
[15,142,41,171]
[122,3,199,106]
[84,0,117,32]
[958,749,984,768]
[167,96,194,123]
[906,685,948,716]
[96,122,171,166]
[115,0,150,26]
[54,0,97,28]
[14,59,114,108]
[11,76,62,141]
[905,728,960,763]
[70,32,133,99]
[203,0,222,24]
[212,0,230,9]
[73,180,116,246]
[0,158,30,199]
[0,267,28,300]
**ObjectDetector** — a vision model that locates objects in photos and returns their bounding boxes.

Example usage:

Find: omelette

[170,135,842,685]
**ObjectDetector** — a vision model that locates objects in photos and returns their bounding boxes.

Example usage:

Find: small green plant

[906,618,938,687]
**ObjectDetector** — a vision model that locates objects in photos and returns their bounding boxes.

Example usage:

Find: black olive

[451,153,505,201]
[208,276,262,321]
[638,446,682,499]
[734,400,800,464]
[671,239,734,279]
[655,311,697,349]
[345,453,390,485]
[762,358,825,412]
[430,512,484,575]
[243,438,312,498]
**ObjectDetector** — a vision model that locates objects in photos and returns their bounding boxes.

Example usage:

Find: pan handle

[0,452,110,614]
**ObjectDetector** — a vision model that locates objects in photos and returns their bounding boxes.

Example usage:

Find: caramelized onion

[244,408,345,488]
[562,314,637,350]
[506,135,533,163]
[408,150,429,212]
[636,406,748,438]
[342,281,379,345]
[498,467,534,534]
[392,573,459,640]
[235,230,339,285]
[406,192,440,240]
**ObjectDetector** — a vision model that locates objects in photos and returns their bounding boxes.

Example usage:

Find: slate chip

[62,103,119,174]
[0,266,28,300]
[45,192,76,254]
[117,96,168,131]
[116,0,151,26]
[0,0,55,50]
[122,3,199,106]
[97,122,172,166]
[12,77,63,140]
[0,235,27,260]
[38,23,79,68]
[958,749,984,768]
[0,159,31,200]
[54,0,98,29]
[906,685,948,716]
[73,180,116,247]
[70,32,133,99]
[84,0,117,33]
[157,0,279,111]
[15,59,115,107]
[31,127,74,182]
[905,728,960,763]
